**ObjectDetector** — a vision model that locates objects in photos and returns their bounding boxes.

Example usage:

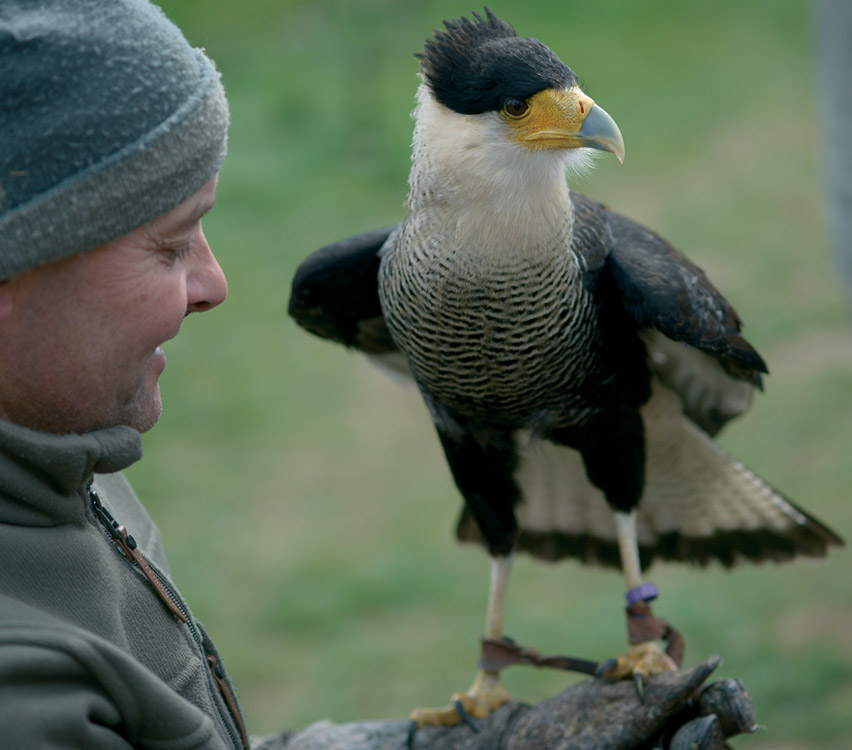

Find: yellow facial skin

[501,85,625,163]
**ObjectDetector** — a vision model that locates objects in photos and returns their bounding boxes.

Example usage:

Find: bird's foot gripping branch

[595,591,685,700]
[405,636,602,747]
[476,595,685,698]
[408,667,513,732]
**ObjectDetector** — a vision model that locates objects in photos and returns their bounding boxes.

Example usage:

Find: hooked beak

[575,101,625,163]
[518,86,625,163]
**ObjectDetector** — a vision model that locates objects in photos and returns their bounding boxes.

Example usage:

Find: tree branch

[256,657,757,750]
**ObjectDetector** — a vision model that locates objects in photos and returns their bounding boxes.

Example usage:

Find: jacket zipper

[89,489,187,622]
[87,482,249,750]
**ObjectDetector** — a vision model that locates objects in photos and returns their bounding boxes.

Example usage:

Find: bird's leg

[484,553,512,639]
[597,510,678,685]
[409,555,514,729]
[615,509,644,592]
[457,555,514,714]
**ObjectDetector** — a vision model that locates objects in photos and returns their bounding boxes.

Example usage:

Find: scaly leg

[598,511,678,684]
[483,553,512,640]
[615,509,644,592]
[410,555,514,728]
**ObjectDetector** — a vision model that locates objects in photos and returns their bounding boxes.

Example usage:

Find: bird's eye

[503,98,529,118]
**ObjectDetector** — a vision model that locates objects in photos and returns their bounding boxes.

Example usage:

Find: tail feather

[456,379,843,567]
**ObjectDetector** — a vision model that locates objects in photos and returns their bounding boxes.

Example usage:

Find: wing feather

[573,192,766,433]
[288,226,399,354]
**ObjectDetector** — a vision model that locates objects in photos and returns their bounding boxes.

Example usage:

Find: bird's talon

[595,656,619,678]
[405,719,418,750]
[634,670,645,702]
[596,641,677,683]
[452,699,480,733]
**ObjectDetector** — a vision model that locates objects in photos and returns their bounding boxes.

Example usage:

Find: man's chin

[123,385,163,433]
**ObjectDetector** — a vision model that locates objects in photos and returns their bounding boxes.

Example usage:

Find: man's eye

[160,243,191,262]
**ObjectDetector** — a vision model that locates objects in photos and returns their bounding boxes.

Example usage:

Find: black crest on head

[417,7,577,115]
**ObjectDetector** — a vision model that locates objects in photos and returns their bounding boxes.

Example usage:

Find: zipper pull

[89,485,188,624]
[114,523,188,624]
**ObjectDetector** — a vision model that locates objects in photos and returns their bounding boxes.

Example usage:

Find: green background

[128,1,851,747]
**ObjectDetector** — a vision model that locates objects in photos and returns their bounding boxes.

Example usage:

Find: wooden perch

[255,656,757,750]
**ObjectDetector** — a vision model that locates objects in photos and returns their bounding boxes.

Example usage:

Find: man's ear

[0,280,13,320]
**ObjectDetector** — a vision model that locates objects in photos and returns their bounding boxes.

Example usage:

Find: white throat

[406,84,592,254]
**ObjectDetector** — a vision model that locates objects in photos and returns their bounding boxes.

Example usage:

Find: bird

[288,7,843,730]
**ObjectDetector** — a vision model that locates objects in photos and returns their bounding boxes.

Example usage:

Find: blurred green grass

[129,1,851,746]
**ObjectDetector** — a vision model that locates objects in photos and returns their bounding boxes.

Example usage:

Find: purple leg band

[626,583,659,605]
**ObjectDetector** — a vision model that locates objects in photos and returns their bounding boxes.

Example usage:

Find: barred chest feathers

[378,91,604,426]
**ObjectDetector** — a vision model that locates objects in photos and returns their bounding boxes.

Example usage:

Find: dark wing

[289,226,399,355]
[572,192,767,434]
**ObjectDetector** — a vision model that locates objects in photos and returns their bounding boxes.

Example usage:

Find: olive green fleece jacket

[0,419,251,749]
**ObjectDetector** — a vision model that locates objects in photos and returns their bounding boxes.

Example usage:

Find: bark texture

[255,657,757,750]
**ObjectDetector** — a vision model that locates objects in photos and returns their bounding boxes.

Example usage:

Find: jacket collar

[0,419,142,524]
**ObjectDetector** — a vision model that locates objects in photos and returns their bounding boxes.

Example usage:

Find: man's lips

[151,345,166,370]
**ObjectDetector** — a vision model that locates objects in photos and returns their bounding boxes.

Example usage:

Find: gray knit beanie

[0,0,229,278]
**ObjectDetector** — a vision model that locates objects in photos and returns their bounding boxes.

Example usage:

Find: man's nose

[187,228,228,313]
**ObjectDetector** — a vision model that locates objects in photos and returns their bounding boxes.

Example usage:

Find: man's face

[0,176,227,434]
